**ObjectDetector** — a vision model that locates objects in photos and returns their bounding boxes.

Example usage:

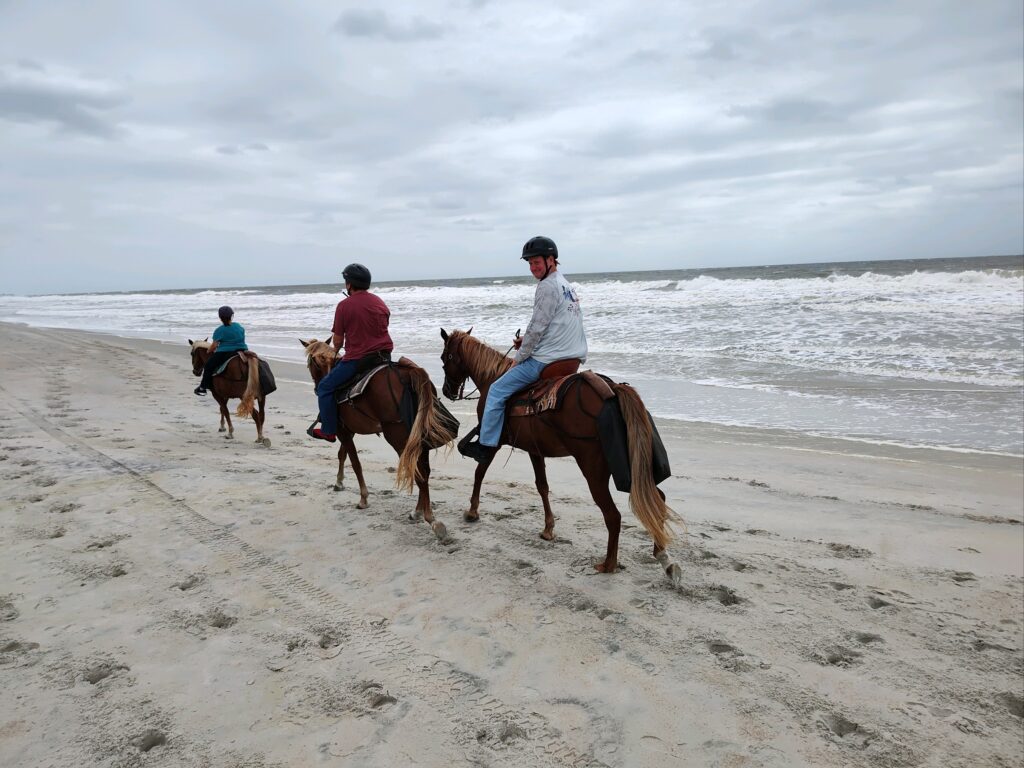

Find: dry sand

[1,321,1021,768]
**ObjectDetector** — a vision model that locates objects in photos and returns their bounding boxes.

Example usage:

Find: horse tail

[235,357,262,418]
[612,383,680,551]
[395,365,451,493]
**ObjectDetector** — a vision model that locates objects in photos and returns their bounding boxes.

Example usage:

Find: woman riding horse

[194,305,247,396]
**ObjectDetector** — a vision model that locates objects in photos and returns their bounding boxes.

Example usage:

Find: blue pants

[316,359,359,435]
[479,357,545,447]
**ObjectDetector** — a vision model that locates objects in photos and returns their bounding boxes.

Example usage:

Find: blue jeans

[479,357,546,447]
[316,359,359,435]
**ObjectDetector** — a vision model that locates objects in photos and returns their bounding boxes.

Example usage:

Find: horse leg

[465,451,496,522]
[341,432,368,508]
[334,441,346,491]
[414,446,446,540]
[529,453,556,541]
[651,487,682,584]
[254,397,270,446]
[382,425,445,540]
[577,456,621,573]
[216,395,234,439]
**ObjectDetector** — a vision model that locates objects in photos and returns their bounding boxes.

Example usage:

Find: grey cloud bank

[0,0,1020,294]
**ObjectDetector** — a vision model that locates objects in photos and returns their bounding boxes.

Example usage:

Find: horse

[300,339,453,539]
[188,340,270,447]
[439,329,682,581]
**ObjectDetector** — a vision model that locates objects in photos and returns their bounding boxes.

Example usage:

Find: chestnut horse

[439,329,681,580]
[188,340,270,446]
[300,339,453,539]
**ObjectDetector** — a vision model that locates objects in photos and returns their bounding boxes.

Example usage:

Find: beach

[1,320,1021,767]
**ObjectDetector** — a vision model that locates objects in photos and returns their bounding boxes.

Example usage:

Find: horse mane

[192,340,212,350]
[451,330,512,381]
[304,339,337,363]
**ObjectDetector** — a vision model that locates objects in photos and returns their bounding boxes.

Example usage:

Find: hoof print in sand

[814,645,863,667]
[819,712,870,748]
[132,729,167,753]
[996,691,1023,719]
[83,661,131,685]
[826,542,872,559]
[0,595,19,622]
[710,585,742,606]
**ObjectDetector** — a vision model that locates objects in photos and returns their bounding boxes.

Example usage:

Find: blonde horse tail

[395,365,451,493]
[612,383,680,551]
[236,357,262,418]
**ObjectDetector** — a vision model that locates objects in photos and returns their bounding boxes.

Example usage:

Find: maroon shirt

[332,290,394,361]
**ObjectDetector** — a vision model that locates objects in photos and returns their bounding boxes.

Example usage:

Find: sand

[0,321,1021,768]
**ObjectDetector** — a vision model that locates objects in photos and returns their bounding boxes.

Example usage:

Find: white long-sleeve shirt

[515,271,588,365]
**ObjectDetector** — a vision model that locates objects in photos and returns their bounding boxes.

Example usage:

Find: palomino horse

[189,340,270,447]
[439,329,681,580]
[300,339,453,539]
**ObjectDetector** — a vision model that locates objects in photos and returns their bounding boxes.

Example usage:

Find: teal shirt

[213,322,248,352]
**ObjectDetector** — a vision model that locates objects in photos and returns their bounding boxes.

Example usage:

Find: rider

[461,235,588,462]
[195,305,248,396]
[308,263,394,443]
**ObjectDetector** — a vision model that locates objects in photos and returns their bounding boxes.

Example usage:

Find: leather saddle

[334,351,399,405]
[213,350,259,377]
[508,359,613,418]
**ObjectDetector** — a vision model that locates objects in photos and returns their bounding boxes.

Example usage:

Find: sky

[0,1,1021,294]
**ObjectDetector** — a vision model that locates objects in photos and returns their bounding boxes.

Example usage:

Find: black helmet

[342,263,372,290]
[522,235,558,261]
[218,305,234,321]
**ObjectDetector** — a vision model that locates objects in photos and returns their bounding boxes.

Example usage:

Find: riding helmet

[342,263,372,290]
[218,305,234,321]
[521,235,558,261]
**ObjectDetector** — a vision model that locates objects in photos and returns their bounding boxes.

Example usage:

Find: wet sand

[1,321,1021,767]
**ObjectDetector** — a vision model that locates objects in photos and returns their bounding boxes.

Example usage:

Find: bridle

[442,333,478,401]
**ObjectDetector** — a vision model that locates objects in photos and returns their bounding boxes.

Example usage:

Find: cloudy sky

[1,1,1021,294]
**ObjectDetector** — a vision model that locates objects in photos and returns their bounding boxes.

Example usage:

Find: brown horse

[300,339,453,539]
[189,340,270,446]
[439,329,682,580]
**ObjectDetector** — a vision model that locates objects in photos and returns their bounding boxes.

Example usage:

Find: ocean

[2,255,1022,455]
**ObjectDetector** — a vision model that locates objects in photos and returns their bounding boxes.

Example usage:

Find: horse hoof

[224,434,234,440]
[463,512,479,523]
[333,483,344,492]
[666,563,682,586]
[218,427,226,433]
[431,521,447,540]
[356,499,368,510]
[539,530,555,541]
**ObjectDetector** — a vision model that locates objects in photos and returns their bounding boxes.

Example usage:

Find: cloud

[333,9,445,42]
[0,62,127,138]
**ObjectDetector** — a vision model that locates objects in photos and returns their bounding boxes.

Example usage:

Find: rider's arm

[515,280,559,362]
[208,341,219,354]
[332,332,344,351]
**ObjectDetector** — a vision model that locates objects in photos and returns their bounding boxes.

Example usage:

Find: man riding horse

[308,263,394,443]
[459,235,588,462]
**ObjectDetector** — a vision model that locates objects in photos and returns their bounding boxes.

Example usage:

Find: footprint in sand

[826,542,872,558]
[0,595,19,622]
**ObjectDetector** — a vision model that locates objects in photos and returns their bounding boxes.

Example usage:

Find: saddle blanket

[508,370,614,418]
[214,353,277,395]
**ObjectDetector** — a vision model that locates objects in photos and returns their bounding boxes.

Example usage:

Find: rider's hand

[512,337,523,349]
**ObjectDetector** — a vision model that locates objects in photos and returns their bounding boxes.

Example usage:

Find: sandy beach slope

[1,322,1021,767]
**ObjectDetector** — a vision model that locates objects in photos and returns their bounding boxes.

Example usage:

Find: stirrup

[457,425,481,457]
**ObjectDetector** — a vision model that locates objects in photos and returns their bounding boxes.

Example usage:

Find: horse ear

[188,339,193,345]
[204,337,209,342]
[467,326,473,336]
[300,339,310,348]
[440,328,448,341]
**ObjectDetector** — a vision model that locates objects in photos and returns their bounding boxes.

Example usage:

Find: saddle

[507,360,614,418]
[213,350,259,377]
[334,351,397,405]
[214,351,277,395]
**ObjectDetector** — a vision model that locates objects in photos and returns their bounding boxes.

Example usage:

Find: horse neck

[460,336,510,389]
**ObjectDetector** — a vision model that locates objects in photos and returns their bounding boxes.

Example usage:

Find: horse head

[300,338,338,387]
[189,339,211,376]
[440,328,484,400]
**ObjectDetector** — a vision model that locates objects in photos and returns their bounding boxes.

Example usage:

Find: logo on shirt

[562,283,580,314]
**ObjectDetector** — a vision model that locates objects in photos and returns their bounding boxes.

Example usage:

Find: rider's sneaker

[307,426,337,443]
[194,386,207,396]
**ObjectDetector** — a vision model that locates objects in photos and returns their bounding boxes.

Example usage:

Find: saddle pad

[214,352,249,377]
[335,363,390,404]
[508,370,615,418]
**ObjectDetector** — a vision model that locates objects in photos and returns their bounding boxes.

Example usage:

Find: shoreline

[1,321,1021,767]
[3,320,1021,460]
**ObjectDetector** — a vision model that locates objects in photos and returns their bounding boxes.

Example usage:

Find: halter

[444,332,518,401]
